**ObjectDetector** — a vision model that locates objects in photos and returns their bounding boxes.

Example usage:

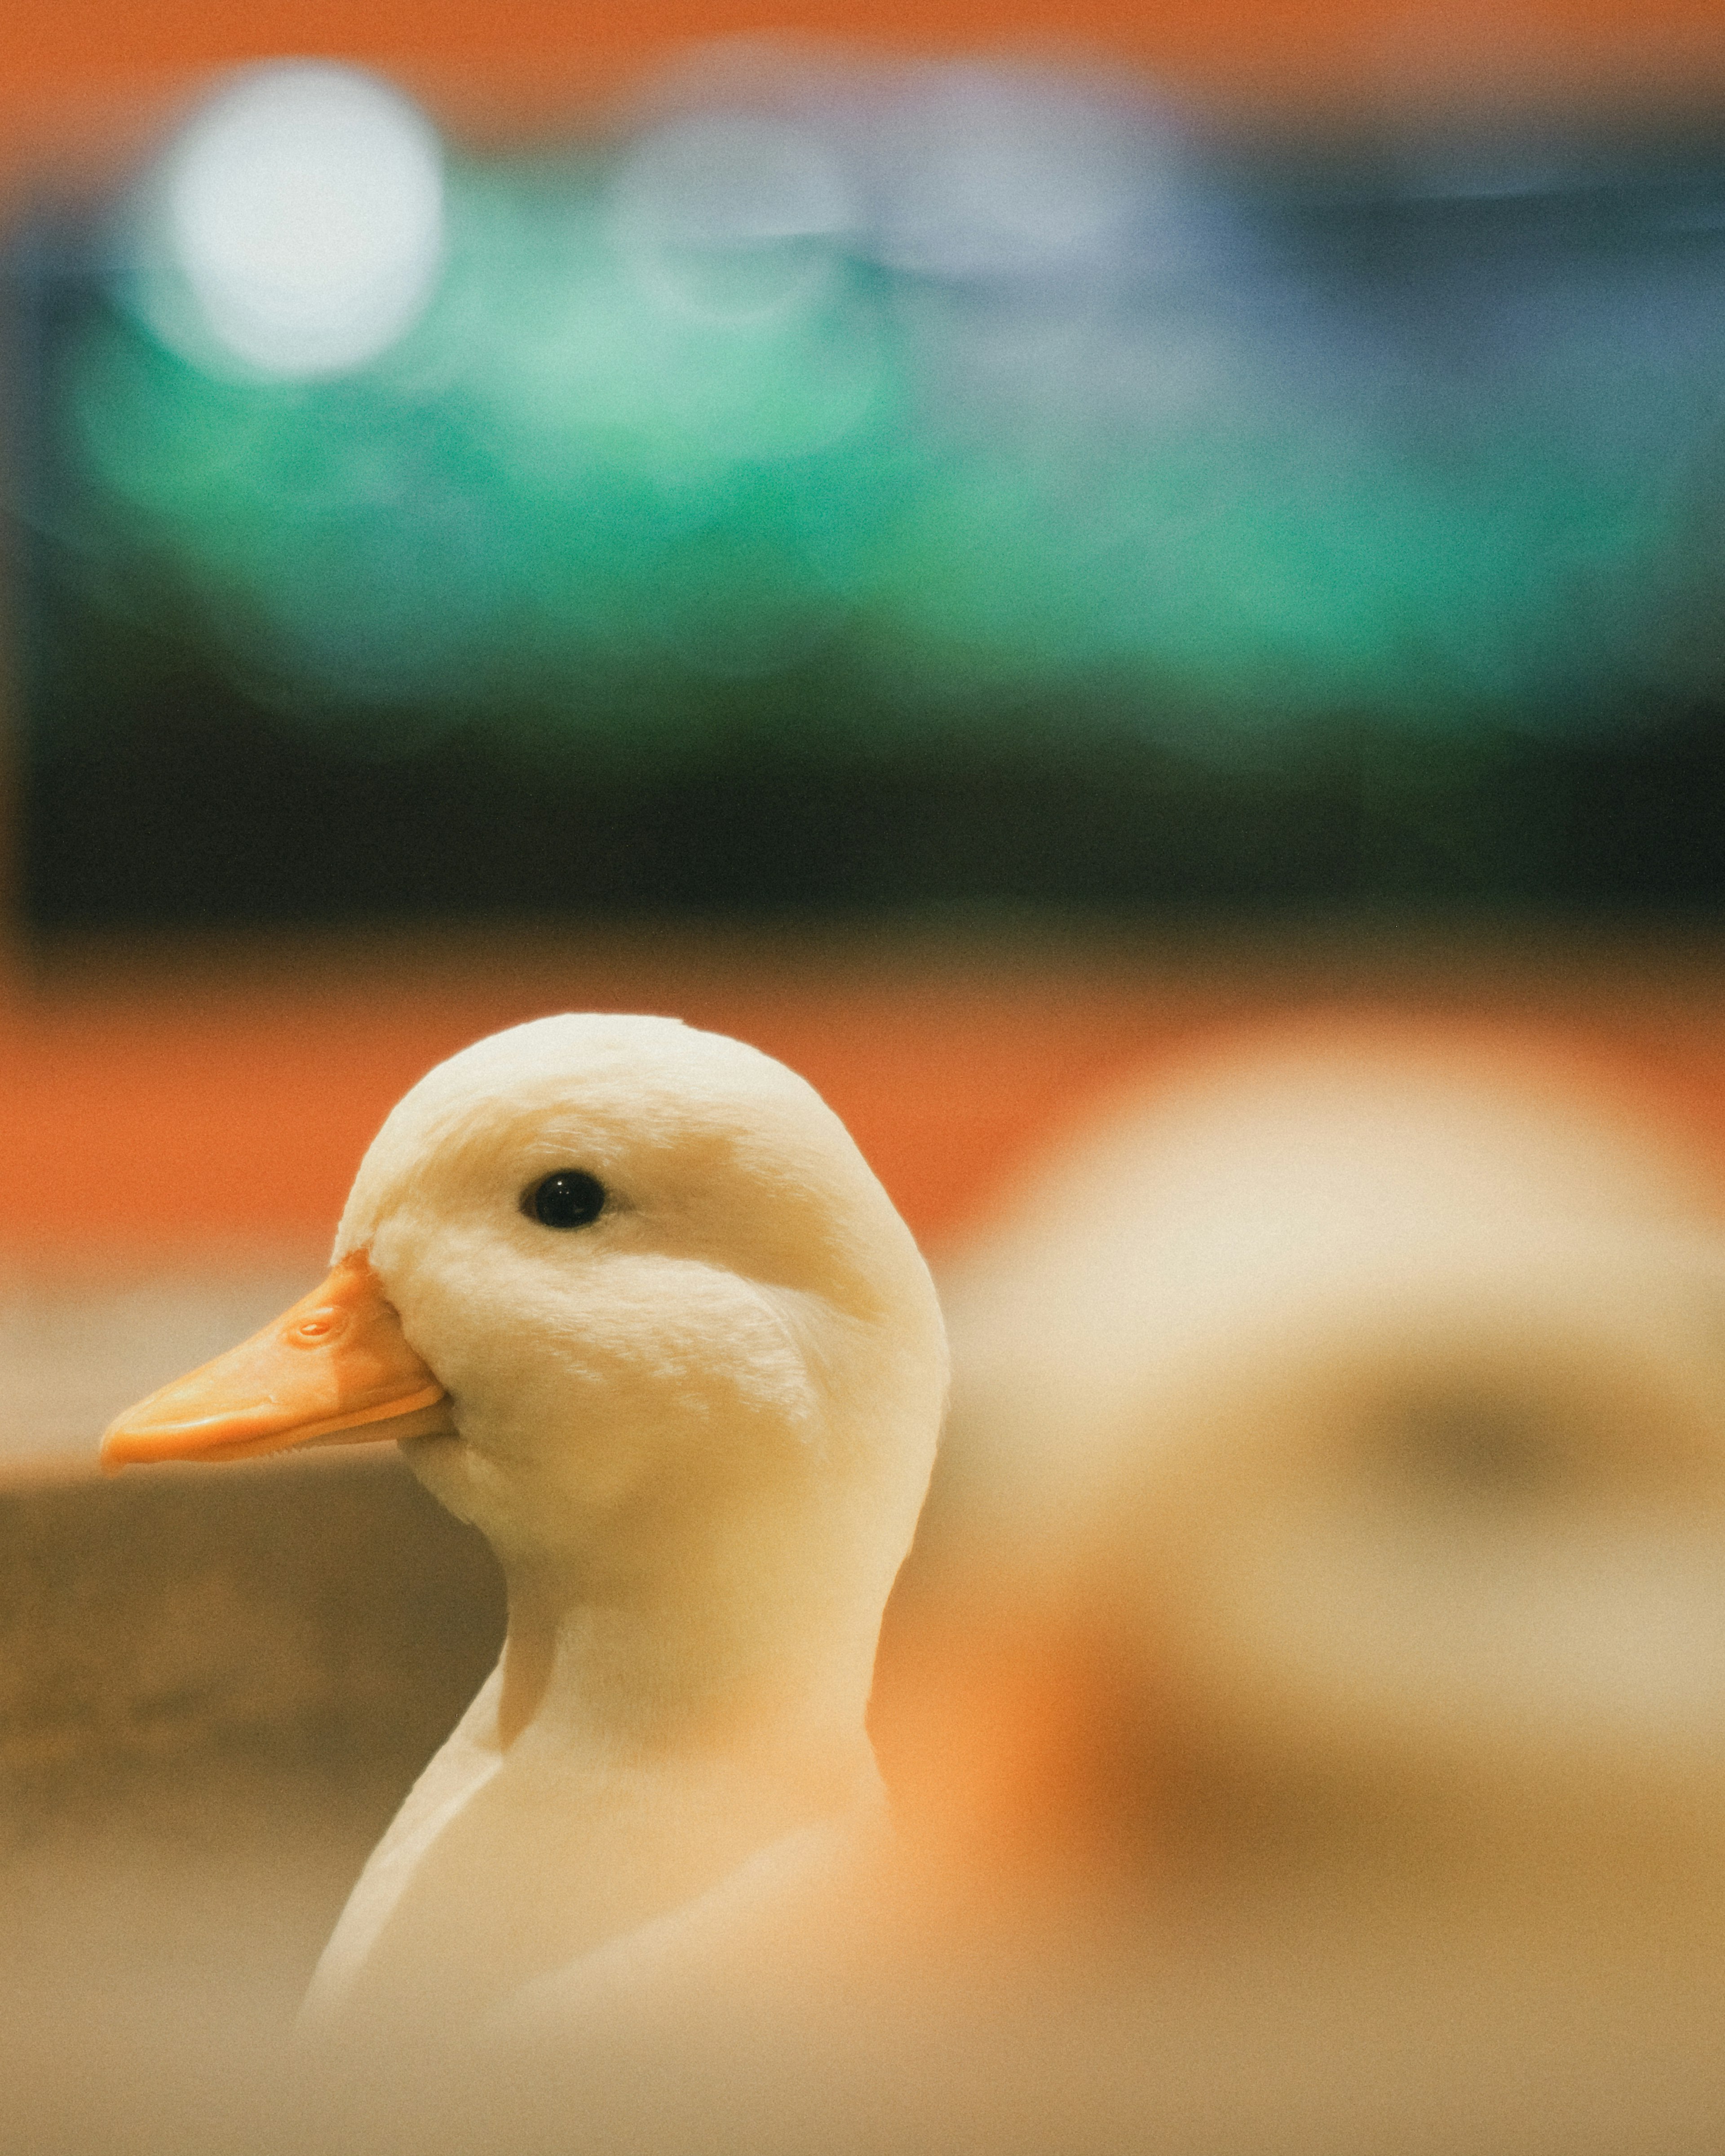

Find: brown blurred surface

[0,1452,504,2153]
[0,1452,503,1780]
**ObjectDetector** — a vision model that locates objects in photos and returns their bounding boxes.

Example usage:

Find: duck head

[103,1015,947,1748]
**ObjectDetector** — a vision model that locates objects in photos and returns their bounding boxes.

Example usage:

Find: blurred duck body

[101,1014,947,2039]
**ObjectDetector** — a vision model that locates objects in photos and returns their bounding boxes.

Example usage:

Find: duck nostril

[288,1310,345,1345]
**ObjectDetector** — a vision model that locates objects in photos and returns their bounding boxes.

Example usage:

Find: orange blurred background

[6,927,1725,1270]
[4,0,1724,155]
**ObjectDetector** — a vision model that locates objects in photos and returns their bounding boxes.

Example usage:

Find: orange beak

[100,1253,448,1471]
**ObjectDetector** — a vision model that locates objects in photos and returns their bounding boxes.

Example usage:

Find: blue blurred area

[12,52,1725,921]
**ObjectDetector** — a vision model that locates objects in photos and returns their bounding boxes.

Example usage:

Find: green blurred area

[53,149,1725,737]
[18,110,1725,922]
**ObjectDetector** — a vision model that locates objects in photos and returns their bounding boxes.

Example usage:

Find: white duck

[907,1026,1725,1937]
[100,1013,947,2039]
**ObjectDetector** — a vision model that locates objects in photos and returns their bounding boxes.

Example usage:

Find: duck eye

[524,1169,607,1230]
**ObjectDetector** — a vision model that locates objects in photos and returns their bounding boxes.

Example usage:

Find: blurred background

[5,3,1725,2152]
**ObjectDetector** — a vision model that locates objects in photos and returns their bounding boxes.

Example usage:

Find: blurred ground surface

[0,1454,505,2155]
[0,1751,397,2156]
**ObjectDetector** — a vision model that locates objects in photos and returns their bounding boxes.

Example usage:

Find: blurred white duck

[101,1014,947,2036]
[898,1025,1725,1941]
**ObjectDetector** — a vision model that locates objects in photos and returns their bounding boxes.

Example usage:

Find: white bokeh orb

[153,62,445,379]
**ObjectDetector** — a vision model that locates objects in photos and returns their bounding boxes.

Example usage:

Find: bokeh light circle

[155,62,445,379]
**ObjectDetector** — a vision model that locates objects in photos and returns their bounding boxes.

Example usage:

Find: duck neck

[490,1474,889,1798]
